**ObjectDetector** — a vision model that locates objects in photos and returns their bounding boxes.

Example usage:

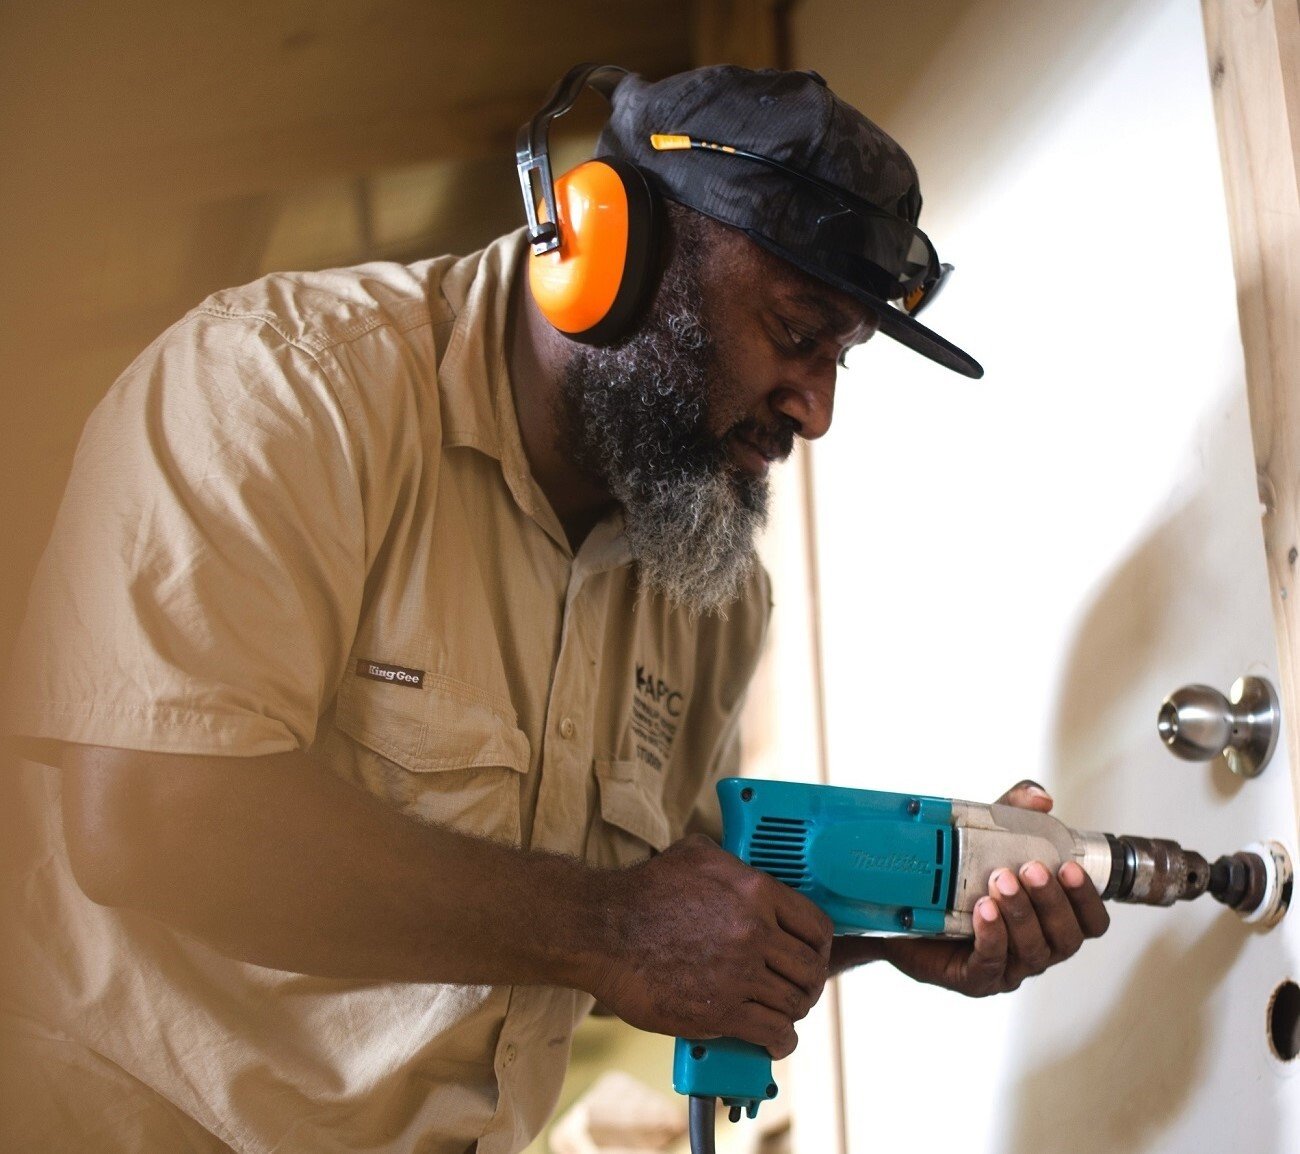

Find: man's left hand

[832,780,1110,996]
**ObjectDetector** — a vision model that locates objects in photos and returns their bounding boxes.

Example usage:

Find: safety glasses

[650,133,953,317]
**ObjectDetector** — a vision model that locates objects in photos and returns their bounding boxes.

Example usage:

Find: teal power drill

[673,776,1292,1154]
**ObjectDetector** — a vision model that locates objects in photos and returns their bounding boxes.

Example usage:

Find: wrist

[526,854,628,995]
[830,934,890,975]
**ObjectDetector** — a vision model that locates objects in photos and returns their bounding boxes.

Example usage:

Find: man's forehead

[780,286,877,342]
[743,233,876,336]
[703,221,879,342]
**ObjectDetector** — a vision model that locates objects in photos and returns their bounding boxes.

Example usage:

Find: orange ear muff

[528,156,658,345]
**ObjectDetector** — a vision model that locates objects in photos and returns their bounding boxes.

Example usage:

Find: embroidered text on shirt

[356,659,426,688]
[632,663,682,772]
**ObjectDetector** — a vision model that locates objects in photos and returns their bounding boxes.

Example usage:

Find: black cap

[597,66,983,378]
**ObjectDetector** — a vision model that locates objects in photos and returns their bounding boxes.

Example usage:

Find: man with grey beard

[557,204,773,614]
[3,65,1108,1154]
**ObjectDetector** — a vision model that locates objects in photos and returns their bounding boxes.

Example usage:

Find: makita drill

[673,776,1292,1154]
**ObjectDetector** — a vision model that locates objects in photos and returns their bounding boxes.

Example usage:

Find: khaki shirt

[4,230,770,1154]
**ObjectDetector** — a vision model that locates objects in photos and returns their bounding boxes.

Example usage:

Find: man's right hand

[586,835,834,1059]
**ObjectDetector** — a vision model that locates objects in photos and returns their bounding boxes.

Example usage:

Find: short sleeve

[5,309,368,759]
[684,723,740,842]
[683,566,773,842]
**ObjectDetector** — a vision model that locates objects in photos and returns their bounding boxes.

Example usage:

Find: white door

[760,1,1300,1150]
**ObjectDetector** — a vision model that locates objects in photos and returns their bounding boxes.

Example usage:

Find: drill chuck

[1101,834,1210,905]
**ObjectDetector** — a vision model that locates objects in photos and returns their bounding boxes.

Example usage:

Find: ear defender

[517,64,661,346]
[528,156,658,345]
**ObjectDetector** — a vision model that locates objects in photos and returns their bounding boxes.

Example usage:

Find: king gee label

[356,659,426,688]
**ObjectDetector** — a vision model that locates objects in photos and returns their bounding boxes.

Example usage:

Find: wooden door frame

[1202,0,1300,828]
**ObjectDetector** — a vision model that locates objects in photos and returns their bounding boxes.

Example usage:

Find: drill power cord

[689,1095,717,1154]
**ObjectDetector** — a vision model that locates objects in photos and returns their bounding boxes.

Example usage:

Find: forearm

[62,745,613,989]
[63,742,840,1056]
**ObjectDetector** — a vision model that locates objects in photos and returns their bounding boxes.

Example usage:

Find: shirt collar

[434,229,577,552]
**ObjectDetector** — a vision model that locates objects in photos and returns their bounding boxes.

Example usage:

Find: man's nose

[770,367,836,441]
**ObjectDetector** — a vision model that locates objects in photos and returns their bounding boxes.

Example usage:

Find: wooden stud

[1202,0,1300,826]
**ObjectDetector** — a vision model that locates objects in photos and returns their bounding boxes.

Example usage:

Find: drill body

[672,776,1290,1125]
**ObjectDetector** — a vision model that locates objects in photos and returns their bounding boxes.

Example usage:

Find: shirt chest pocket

[584,758,673,868]
[333,674,531,846]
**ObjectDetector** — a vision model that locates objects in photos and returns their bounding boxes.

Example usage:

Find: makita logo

[850,850,930,875]
[356,659,425,688]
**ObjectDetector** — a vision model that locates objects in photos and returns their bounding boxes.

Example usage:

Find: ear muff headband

[516,63,660,345]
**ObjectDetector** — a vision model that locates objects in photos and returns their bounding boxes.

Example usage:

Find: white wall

[801,0,1250,804]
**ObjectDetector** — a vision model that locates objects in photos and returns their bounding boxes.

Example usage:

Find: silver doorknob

[1157,676,1280,778]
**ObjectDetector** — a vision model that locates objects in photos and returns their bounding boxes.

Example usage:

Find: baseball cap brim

[746,231,985,379]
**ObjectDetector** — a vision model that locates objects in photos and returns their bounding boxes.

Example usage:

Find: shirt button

[502,1043,517,1067]
[559,717,576,739]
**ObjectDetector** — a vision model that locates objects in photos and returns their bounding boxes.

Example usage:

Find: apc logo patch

[631,663,682,772]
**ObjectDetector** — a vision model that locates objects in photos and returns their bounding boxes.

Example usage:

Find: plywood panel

[0,0,690,208]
